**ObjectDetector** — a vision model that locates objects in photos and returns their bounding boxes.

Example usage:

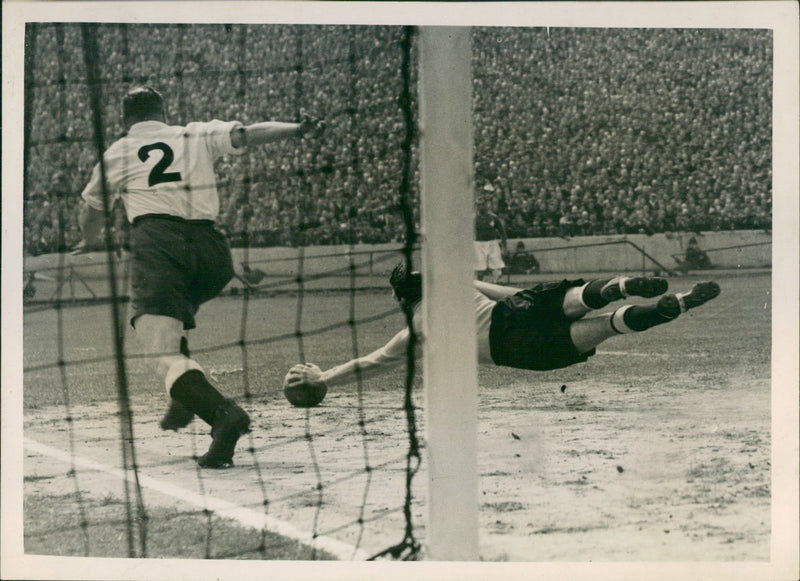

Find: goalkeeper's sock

[170,370,226,425]
[581,278,616,309]
[609,303,675,333]
[587,276,669,308]
[611,282,721,334]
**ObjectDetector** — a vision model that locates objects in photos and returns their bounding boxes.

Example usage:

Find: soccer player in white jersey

[75,86,323,468]
[474,200,507,284]
[285,262,720,390]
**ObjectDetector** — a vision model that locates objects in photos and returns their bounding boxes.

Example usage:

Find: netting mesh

[24,22,423,561]
[21,22,774,563]
[25,24,419,252]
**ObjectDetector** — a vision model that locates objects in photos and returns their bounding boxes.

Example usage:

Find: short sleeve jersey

[81,120,243,222]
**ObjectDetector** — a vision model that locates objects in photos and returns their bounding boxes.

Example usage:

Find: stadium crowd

[24,25,771,255]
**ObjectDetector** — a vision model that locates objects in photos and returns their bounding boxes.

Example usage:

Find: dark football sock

[179,336,190,357]
[169,369,225,425]
[581,279,612,309]
[619,304,675,332]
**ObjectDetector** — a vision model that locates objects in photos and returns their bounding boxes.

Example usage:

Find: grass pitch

[22,271,772,561]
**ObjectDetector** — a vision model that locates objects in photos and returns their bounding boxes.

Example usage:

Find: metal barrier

[22,237,772,305]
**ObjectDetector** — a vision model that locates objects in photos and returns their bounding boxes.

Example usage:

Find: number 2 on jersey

[138,142,182,187]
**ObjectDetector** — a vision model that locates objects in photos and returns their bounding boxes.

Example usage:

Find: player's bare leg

[134,314,202,387]
[135,314,250,468]
[569,281,720,353]
[562,275,669,319]
[160,335,195,430]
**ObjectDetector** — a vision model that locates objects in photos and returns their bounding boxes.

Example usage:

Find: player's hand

[70,240,91,255]
[285,362,325,387]
[298,109,326,137]
[284,362,328,407]
[70,239,122,257]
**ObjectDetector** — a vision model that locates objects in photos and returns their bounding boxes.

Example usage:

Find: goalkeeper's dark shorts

[129,214,235,330]
[489,279,596,371]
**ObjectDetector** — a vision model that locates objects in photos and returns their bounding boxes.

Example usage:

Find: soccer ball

[283,367,327,408]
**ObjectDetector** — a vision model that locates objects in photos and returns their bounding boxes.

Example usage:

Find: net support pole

[418,27,479,560]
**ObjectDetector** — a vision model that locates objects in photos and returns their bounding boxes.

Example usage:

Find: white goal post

[418,27,479,560]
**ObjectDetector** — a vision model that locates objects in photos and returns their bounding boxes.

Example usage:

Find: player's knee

[136,314,183,346]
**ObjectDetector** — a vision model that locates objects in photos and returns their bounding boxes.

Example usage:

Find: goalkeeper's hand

[298,109,326,137]
[285,362,326,388]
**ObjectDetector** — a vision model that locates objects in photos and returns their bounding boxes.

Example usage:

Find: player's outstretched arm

[71,202,106,254]
[474,279,522,299]
[286,357,382,390]
[295,327,412,388]
[230,110,324,148]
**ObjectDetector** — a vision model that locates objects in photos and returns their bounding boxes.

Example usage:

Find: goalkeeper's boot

[656,281,720,319]
[160,399,195,431]
[601,276,668,302]
[197,399,251,469]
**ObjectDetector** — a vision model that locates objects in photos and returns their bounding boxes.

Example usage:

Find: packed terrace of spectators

[24,25,771,255]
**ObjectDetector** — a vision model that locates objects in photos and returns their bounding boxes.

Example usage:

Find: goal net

[21,22,458,562]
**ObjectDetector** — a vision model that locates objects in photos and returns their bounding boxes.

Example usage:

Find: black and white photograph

[2,2,798,580]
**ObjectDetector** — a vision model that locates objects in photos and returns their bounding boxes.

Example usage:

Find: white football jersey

[81,119,244,222]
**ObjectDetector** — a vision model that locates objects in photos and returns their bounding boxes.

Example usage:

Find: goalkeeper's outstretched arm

[474,279,522,300]
[290,327,415,389]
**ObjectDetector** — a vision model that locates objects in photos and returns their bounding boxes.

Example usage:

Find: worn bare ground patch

[24,371,770,562]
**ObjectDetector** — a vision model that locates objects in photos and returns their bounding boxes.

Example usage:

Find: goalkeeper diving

[284,263,720,397]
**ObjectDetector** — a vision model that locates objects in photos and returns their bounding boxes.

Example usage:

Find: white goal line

[23,437,370,561]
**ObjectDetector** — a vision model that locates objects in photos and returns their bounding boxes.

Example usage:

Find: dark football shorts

[129,214,235,330]
[489,279,597,371]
